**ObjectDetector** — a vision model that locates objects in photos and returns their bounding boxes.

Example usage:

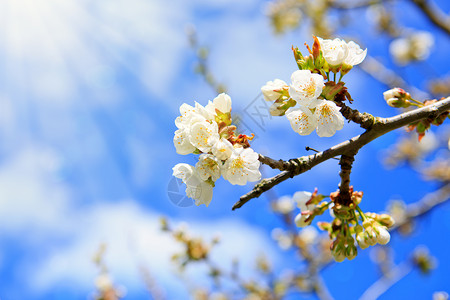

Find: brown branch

[359,261,413,300]
[360,56,429,100]
[391,182,450,231]
[410,0,450,36]
[338,155,355,202]
[232,97,450,210]
[335,101,376,129]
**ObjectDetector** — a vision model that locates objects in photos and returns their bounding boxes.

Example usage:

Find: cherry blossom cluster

[277,188,395,262]
[261,36,367,137]
[172,93,261,207]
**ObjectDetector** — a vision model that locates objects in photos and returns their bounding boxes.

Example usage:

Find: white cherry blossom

[317,37,349,66]
[185,175,214,207]
[222,147,261,185]
[261,79,289,101]
[344,41,367,66]
[195,154,221,182]
[172,163,195,182]
[273,195,295,214]
[173,128,196,155]
[298,227,318,244]
[293,191,315,227]
[389,31,434,65]
[188,120,219,153]
[206,93,232,114]
[175,103,196,129]
[314,100,345,137]
[289,70,324,108]
[211,137,234,160]
[172,163,214,207]
[175,101,214,130]
[285,106,317,136]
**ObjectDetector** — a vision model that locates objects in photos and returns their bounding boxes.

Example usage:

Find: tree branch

[338,155,355,201]
[232,97,450,210]
[391,182,450,231]
[335,101,376,129]
[360,56,429,100]
[410,0,450,36]
[359,261,413,300]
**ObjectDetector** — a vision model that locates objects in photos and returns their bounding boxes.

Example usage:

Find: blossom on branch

[293,191,315,227]
[261,79,289,102]
[285,106,317,135]
[195,154,221,182]
[206,93,232,114]
[289,70,324,108]
[173,93,262,205]
[222,147,261,185]
[173,163,214,207]
[314,100,345,137]
[317,37,367,71]
[317,37,349,66]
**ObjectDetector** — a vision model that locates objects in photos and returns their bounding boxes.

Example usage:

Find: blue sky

[0,0,448,299]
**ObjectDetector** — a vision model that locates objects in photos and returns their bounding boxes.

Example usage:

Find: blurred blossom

[297,226,318,245]
[384,131,438,167]
[271,228,293,250]
[389,31,434,65]
[272,195,295,214]
[433,292,449,300]
[265,0,303,34]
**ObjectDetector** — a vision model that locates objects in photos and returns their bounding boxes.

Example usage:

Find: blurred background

[0,0,449,299]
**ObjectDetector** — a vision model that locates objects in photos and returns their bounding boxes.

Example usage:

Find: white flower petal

[212,93,232,113]
[344,41,367,66]
[289,70,324,107]
[211,138,234,160]
[294,213,309,227]
[293,191,312,211]
[172,163,195,182]
[285,107,317,135]
[195,154,221,182]
[173,129,196,155]
[188,121,219,153]
[222,147,261,185]
[261,79,288,101]
[318,37,349,66]
[314,100,344,137]
[185,174,214,207]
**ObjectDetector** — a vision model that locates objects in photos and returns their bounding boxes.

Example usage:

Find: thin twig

[391,182,450,231]
[360,56,430,100]
[410,0,450,36]
[359,261,413,300]
[232,97,450,210]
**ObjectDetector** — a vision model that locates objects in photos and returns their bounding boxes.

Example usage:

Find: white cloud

[0,145,279,298]
[26,200,280,297]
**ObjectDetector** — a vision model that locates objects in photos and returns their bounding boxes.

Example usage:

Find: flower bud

[375,225,391,245]
[377,214,395,228]
[383,88,412,108]
[365,228,377,246]
[261,79,289,102]
[346,244,358,260]
[333,251,346,262]
[356,233,369,249]
[332,243,346,262]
